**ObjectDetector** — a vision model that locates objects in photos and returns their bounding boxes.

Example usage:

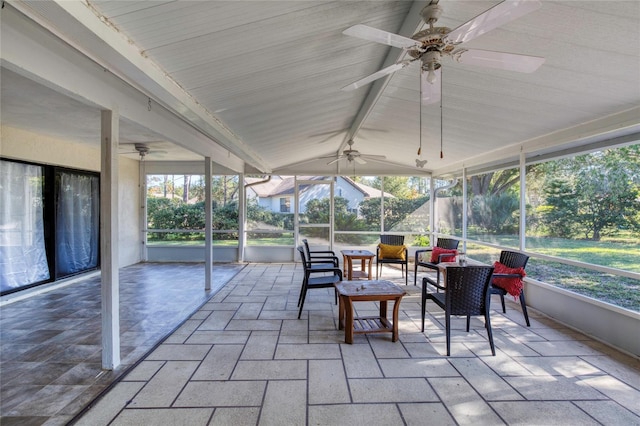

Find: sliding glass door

[0,160,50,292]
[0,159,100,295]
[55,171,100,277]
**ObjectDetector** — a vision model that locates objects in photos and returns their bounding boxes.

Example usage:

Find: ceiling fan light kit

[342,0,544,95]
[341,0,544,168]
[322,139,386,166]
[120,142,167,160]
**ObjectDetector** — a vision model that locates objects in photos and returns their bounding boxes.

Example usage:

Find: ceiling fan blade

[421,68,441,105]
[343,24,421,49]
[446,0,541,45]
[361,154,387,160]
[455,48,545,73]
[354,156,367,165]
[341,61,410,91]
[326,157,342,166]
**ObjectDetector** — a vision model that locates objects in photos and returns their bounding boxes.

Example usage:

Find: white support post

[139,160,148,262]
[205,157,212,290]
[238,174,246,262]
[429,177,435,243]
[380,177,385,234]
[100,109,120,370]
[520,150,527,251]
[462,168,468,253]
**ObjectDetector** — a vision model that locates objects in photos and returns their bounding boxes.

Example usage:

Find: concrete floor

[2,262,639,425]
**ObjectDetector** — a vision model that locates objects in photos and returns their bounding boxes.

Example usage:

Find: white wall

[527,280,640,357]
[336,178,365,211]
[1,125,141,267]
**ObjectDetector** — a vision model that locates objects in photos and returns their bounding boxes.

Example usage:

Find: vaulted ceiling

[2,0,639,176]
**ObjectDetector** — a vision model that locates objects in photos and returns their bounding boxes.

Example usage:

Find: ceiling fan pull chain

[418,70,422,156]
[440,67,444,159]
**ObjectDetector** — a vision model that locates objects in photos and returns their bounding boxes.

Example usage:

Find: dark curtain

[55,171,99,277]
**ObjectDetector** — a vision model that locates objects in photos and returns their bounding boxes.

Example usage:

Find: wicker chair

[414,238,460,286]
[422,266,495,356]
[296,246,342,319]
[376,235,408,285]
[491,250,531,326]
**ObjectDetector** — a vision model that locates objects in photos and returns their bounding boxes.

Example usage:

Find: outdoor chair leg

[485,310,496,356]
[297,288,308,319]
[519,292,531,327]
[500,294,506,313]
[297,280,307,307]
[421,279,427,332]
[445,312,452,356]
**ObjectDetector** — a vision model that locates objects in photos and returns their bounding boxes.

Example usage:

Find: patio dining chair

[296,246,342,319]
[422,265,495,356]
[414,238,460,287]
[302,238,339,270]
[490,250,531,326]
[376,235,408,285]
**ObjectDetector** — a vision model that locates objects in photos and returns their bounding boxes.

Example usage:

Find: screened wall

[436,143,640,313]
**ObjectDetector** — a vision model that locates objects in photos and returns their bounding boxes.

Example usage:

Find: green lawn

[148,232,639,312]
[468,235,639,312]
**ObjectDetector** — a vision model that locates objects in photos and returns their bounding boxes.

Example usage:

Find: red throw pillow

[492,261,527,298]
[430,247,458,263]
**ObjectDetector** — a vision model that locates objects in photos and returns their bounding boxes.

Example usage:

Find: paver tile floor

[0,263,244,425]
[2,262,639,425]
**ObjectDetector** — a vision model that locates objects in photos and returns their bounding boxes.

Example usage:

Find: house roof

[245,175,393,198]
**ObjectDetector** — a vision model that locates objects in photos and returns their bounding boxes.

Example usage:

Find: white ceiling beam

[340,0,426,153]
[1,2,245,173]
[9,0,271,173]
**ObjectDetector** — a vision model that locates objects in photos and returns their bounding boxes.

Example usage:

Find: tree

[573,150,639,240]
[469,169,520,197]
[537,146,640,240]
[370,176,412,198]
[459,169,521,234]
[537,176,578,237]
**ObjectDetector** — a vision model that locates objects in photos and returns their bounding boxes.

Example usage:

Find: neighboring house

[245,176,393,215]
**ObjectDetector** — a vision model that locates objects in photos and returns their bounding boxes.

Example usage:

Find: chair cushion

[378,243,406,260]
[492,261,526,297]
[430,247,457,263]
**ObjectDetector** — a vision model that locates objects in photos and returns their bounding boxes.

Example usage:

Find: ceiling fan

[322,139,386,165]
[341,0,545,104]
[120,143,167,160]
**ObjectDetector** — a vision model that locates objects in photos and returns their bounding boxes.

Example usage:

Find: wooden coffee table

[341,250,375,280]
[335,280,406,344]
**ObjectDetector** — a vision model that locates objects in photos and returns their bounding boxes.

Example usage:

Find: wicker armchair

[422,266,495,356]
[376,235,408,285]
[491,250,531,326]
[296,246,342,319]
[414,238,460,286]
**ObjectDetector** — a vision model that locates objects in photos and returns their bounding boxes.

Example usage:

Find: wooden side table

[335,280,406,344]
[340,250,375,280]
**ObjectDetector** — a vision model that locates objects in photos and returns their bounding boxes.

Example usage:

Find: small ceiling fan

[322,139,386,165]
[341,0,545,104]
[120,143,167,160]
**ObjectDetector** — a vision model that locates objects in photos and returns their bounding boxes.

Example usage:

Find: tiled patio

[0,263,244,426]
[71,263,640,425]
